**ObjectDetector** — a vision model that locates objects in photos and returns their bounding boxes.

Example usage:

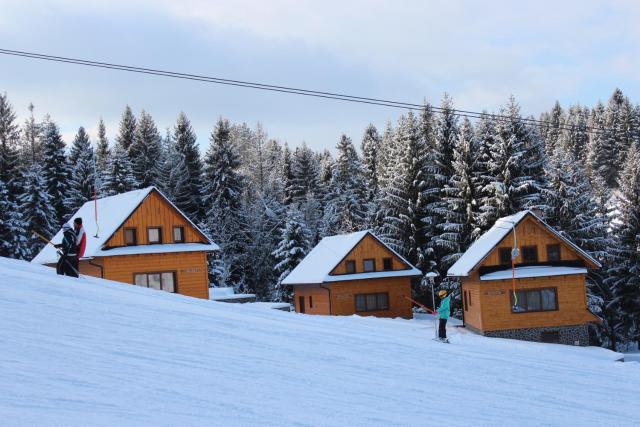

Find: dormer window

[346,260,356,274]
[522,246,538,263]
[363,259,376,272]
[147,227,162,244]
[124,228,137,246]
[173,226,185,243]
[383,258,393,271]
[499,248,512,265]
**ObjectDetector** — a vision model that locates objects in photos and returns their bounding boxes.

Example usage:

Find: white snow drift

[0,257,638,426]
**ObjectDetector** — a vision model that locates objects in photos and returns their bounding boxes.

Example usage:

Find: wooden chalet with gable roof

[447,210,601,346]
[281,230,422,318]
[33,187,218,299]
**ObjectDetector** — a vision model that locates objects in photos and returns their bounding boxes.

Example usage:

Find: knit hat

[438,290,447,298]
[62,223,72,231]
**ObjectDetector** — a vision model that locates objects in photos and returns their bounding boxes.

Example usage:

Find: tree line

[0,88,638,350]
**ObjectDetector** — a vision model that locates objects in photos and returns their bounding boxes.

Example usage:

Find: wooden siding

[462,274,598,332]
[105,190,207,248]
[100,252,209,299]
[79,259,104,277]
[330,277,412,319]
[461,281,483,330]
[479,216,595,269]
[330,234,409,275]
[294,285,331,315]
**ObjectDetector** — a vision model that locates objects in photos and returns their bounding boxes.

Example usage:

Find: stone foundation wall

[480,324,590,346]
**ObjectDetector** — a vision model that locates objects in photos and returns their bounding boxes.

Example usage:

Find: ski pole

[32,231,81,277]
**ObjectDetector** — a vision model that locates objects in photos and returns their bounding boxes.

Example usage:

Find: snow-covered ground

[1,257,639,426]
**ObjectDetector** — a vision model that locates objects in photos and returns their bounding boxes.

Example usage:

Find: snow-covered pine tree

[0,92,22,199]
[131,110,162,188]
[0,179,30,259]
[95,118,110,176]
[361,124,381,200]
[322,134,368,235]
[540,101,564,156]
[436,118,479,269]
[280,143,295,206]
[585,101,616,187]
[157,128,190,207]
[41,116,71,224]
[272,207,311,302]
[67,127,96,212]
[607,142,640,348]
[115,105,137,157]
[472,112,497,236]
[203,117,246,289]
[173,112,204,221]
[557,105,590,166]
[102,142,138,196]
[19,103,42,168]
[19,163,56,257]
[290,143,319,203]
[377,112,429,271]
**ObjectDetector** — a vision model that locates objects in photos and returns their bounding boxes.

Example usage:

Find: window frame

[521,245,539,263]
[382,257,393,271]
[147,226,163,244]
[354,292,390,312]
[363,258,376,273]
[546,244,561,262]
[499,247,512,265]
[173,226,185,243]
[511,287,558,314]
[345,260,356,274]
[124,227,138,246]
[132,271,177,293]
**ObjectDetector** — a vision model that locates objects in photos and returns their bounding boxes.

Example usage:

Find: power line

[0,48,604,135]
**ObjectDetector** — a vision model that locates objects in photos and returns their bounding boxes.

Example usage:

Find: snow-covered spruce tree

[280,143,295,206]
[607,142,640,348]
[95,118,110,174]
[157,128,190,206]
[375,121,395,194]
[585,101,616,187]
[0,92,22,199]
[290,143,319,204]
[377,112,429,271]
[472,112,498,236]
[115,105,137,157]
[0,179,30,259]
[102,143,138,196]
[557,105,590,166]
[203,118,246,289]
[361,124,381,200]
[173,112,204,222]
[322,134,368,235]
[41,116,71,224]
[436,118,480,269]
[272,208,311,302]
[131,110,162,188]
[539,101,564,157]
[19,163,56,257]
[67,127,96,212]
[19,103,42,168]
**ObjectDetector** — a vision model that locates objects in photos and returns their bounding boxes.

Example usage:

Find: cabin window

[299,296,305,313]
[499,248,512,265]
[346,260,356,274]
[363,259,376,272]
[147,227,162,244]
[547,244,561,262]
[522,246,538,263]
[383,257,393,271]
[133,272,176,293]
[464,291,469,311]
[355,292,389,312]
[309,296,313,308]
[512,288,557,313]
[124,228,137,246]
[173,226,185,243]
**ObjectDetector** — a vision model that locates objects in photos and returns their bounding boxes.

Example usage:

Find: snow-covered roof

[97,243,219,257]
[32,187,218,264]
[480,266,588,281]
[447,210,601,277]
[281,230,422,285]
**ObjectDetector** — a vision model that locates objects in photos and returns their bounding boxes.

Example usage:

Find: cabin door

[299,296,305,313]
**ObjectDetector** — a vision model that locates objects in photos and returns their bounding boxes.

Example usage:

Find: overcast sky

[1,0,639,152]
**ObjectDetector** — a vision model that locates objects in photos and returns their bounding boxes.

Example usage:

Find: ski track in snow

[0,257,639,426]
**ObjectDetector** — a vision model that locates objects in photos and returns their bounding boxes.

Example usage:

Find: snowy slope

[1,257,638,427]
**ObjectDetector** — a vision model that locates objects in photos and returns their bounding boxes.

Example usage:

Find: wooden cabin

[281,231,422,319]
[32,187,218,299]
[447,210,601,346]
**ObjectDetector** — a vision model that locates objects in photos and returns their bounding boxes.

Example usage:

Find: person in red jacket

[74,217,86,259]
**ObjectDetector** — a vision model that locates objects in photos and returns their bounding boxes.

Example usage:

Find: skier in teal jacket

[436,290,451,342]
